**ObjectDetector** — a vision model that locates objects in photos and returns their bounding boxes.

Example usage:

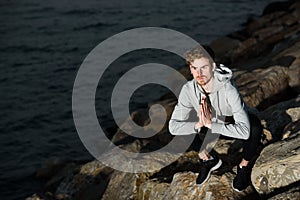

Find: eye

[202,65,209,70]
[190,65,197,70]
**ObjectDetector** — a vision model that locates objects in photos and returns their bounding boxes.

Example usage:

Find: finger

[205,106,211,118]
[200,104,208,122]
[203,103,209,118]
[204,101,211,118]
[201,97,205,103]
[202,101,206,113]
[200,109,205,125]
[199,103,203,117]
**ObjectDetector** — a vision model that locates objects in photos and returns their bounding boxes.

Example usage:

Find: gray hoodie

[169,65,250,140]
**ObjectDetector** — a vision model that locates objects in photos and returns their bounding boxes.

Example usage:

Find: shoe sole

[197,159,222,186]
[231,182,244,193]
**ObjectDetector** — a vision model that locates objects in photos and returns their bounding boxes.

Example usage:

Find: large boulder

[267,183,300,200]
[101,171,141,200]
[251,96,300,194]
[111,98,177,148]
[251,125,300,194]
[100,151,187,200]
[209,37,241,64]
[234,66,289,109]
[53,160,113,200]
[259,95,300,141]
[227,1,300,65]
[273,40,300,93]
[246,12,286,35]
[262,1,293,15]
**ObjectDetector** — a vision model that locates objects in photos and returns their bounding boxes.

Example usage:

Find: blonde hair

[185,45,214,65]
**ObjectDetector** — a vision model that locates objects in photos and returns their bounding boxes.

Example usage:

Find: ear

[189,64,193,74]
[212,62,216,72]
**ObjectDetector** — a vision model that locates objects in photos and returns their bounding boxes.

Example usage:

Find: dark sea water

[0,0,279,199]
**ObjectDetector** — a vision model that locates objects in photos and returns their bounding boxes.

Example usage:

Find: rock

[282,119,300,139]
[257,30,283,50]
[101,151,193,200]
[111,128,143,152]
[152,150,200,179]
[53,160,113,200]
[136,139,264,200]
[251,126,300,194]
[139,171,255,200]
[253,25,283,41]
[288,57,300,92]
[166,172,201,199]
[229,1,300,65]
[178,66,193,80]
[246,12,286,35]
[36,159,70,180]
[291,1,300,18]
[213,138,246,166]
[44,163,78,192]
[267,183,300,200]
[262,1,293,15]
[253,26,284,41]
[135,151,200,200]
[233,25,299,64]
[231,37,257,62]
[259,95,300,141]
[138,181,170,200]
[111,109,150,146]
[111,98,177,148]
[209,37,241,64]
[25,194,43,200]
[110,97,187,156]
[101,172,140,200]
[273,40,300,92]
[234,66,289,109]
[272,11,299,26]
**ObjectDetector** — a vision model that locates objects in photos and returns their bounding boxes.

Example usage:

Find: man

[169,45,262,192]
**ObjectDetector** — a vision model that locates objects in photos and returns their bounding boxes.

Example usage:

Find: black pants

[199,113,262,161]
[242,113,262,161]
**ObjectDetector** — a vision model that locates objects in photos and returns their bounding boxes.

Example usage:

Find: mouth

[197,76,206,80]
[196,76,206,85]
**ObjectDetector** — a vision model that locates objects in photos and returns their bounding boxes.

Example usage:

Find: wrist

[194,122,201,133]
[206,123,212,129]
[204,122,212,129]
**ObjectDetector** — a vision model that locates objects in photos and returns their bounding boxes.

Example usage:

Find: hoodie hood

[212,64,232,93]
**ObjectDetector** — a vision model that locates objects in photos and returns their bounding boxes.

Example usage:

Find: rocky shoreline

[27,0,300,199]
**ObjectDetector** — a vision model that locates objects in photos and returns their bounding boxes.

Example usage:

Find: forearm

[169,119,198,135]
[211,120,250,139]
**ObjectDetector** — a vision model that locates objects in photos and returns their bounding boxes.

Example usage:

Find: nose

[196,68,202,75]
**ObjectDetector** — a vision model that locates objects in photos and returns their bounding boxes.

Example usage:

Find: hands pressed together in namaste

[195,96,212,130]
[196,96,213,160]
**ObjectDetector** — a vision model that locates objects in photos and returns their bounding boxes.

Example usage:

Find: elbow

[168,121,178,135]
[169,129,177,135]
[168,126,177,136]
[244,132,250,140]
[242,126,250,140]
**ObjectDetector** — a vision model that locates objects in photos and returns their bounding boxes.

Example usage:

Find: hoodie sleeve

[211,84,250,139]
[169,84,198,135]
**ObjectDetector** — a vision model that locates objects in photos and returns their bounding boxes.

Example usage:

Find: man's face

[189,57,215,86]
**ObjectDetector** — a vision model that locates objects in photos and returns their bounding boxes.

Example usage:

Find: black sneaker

[232,165,251,192]
[196,158,222,185]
